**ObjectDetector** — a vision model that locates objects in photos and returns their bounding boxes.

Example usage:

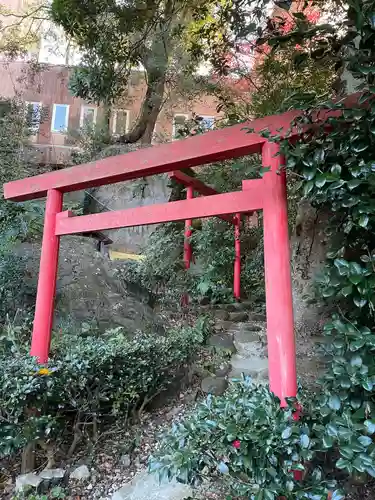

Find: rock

[201,376,228,395]
[233,330,265,357]
[208,333,236,353]
[185,388,198,403]
[87,165,172,253]
[234,330,260,344]
[18,238,162,334]
[39,469,66,481]
[229,355,268,380]
[15,473,42,492]
[70,465,91,481]
[214,320,236,332]
[232,301,251,310]
[213,309,229,320]
[112,471,192,500]
[38,468,66,490]
[228,311,248,322]
[219,303,237,312]
[242,322,263,332]
[214,362,231,377]
[120,454,131,468]
[252,313,266,322]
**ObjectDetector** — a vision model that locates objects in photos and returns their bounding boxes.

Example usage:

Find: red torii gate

[169,170,256,300]
[4,108,309,404]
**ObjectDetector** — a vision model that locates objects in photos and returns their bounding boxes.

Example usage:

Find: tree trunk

[117,40,168,145]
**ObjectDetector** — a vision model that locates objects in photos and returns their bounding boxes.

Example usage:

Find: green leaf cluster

[150,378,344,499]
[0,320,207,460]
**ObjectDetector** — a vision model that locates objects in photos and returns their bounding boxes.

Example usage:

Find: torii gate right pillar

[262,141,297,404]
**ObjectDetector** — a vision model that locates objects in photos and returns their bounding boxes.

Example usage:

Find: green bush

[0,319,208,461]
[123,218,264,307]
[150,378,347,499]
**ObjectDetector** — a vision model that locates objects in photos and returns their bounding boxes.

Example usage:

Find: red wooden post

[184,186,194,270]
[30,189,63,363]
[234,213,241,300]
[182,186,194,306]
[262,141,297,405]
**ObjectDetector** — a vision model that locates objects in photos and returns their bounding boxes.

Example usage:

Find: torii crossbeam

[4,107,307,405]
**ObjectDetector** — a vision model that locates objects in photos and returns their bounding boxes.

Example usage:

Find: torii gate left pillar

[30,189,62,363]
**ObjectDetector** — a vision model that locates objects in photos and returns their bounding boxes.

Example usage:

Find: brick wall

[0,60,224,165]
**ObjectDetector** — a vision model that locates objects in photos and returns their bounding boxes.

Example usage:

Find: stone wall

[291,200,331,337]
[17,237,160,334]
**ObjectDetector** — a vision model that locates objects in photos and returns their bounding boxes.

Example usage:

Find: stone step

[201,376,228,395]
[228,311,248,322]
[215,320,264,335]
[229,355,268,380]
[200,301,265,313]
[208,333,236,353]
[249,313,266,322]
[212,309,230,321]
[216,301,254,312]
[233,332,265,358]
[112,471,192,500]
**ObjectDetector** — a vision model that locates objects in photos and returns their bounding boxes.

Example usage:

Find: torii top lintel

[3,93,359,202]
[4,110,300,202]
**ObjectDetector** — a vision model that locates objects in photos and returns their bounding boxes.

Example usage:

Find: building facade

[0,0,224,166]
[0,60,222,166]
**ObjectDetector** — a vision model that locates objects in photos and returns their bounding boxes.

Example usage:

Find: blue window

[200,116,215,130]
[51,104,69,132]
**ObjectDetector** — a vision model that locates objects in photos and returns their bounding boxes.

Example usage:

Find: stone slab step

[213,309,230,320]
[229,355,268,380]
[201,376,228,395]
[112,471,192,500]
[208,333,236,353]
[228,311,248,322]
[215,321,264,335]
[233,340,265,358]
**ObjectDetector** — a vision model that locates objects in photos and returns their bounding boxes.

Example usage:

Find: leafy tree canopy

[50,0,227,143]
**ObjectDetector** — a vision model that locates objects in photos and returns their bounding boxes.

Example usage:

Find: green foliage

[0,320,207,460]
[150,377,344,499]
[69,60,127,107]
[68,120,113,165]
[0,201,42,323]
[14,485,67,500]
[124,216,264,306]
[50,0,222,142]
[0,98,37,187]
[191,219,264,304]
[248,44,336,118]
[0,200,43,242]
[121,222,186,301]
[0,246,29,321]
[0,98,44,324]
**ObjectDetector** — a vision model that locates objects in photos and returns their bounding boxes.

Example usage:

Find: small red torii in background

[4,106,318,405]
[169,170,256,301]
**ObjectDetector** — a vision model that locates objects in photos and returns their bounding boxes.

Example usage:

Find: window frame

[172,113,189,140]
[51,103,70,133]
[112,109,130,136]
[80,105,97,128]
[25,101,42,134]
